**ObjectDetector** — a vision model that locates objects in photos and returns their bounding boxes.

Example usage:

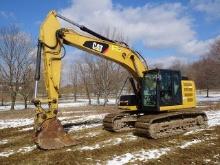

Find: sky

[0,0,220,68]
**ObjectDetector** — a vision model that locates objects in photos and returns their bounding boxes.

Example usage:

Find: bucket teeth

[34,118,78,150]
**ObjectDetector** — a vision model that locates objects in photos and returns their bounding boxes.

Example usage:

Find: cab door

[159,70,182,106]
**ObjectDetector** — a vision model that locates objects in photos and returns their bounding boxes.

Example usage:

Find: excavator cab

[119,69,184,111]
[141,69,188,111]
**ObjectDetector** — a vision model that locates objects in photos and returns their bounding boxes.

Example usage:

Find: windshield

[142,72,157,106]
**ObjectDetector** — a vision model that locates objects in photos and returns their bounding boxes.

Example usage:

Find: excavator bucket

[34,118,78,150]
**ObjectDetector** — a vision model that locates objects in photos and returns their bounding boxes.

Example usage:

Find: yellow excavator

[32,11,207,150]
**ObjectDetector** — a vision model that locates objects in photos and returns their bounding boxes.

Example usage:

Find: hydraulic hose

[56,13,114,43]
[35,41,42,81]
[33,41,42,99]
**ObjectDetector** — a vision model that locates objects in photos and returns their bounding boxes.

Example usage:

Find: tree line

[0,25,34,110]
[167,39,220,97]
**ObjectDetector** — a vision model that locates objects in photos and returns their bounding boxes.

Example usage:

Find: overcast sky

[1,0,220,67]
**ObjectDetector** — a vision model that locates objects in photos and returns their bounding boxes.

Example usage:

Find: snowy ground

[196,90,220,102]
[0,145,36,157]
[107,135,219,164]
[0,107,220,162]
[197,94,220,103]
[0,118,33,129]
[0,101,219,164]
[0,107,219,133]
[0,98,116,111]
[0,113,108,130]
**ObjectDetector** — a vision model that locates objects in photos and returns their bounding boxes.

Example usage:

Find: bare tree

[69,63,78,102]
[169,59,188,76]
[189,57,218,97]
[98,58,112,105]
[95,58,126,105]
[209,39,220,63]
[82,54,128,106]
[188,39,220,97]
[19,67,34,109]
[77,60,92,105]
[208,39,220,88]
[110,64,129,103]
[0,25,34,110]
[19,68,34,109]
[83,56,102,104]
[97,27,128,105]
[0,81,8,106]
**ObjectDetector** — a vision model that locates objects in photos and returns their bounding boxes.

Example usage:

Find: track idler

[34,118,78,150]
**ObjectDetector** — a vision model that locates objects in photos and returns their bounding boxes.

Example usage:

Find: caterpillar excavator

[32,11,208,150]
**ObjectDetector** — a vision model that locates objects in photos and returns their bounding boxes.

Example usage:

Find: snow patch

[19,127,33,132]
[107,148,170,164]
[204,159,211,163]
[17,145,36,153]
[106,132,218,164]
[85,131,101,138]
[104,138,123,146]
[124,133,138,141]
[58,116,81,121]
[81,144,100,151]
[80,137,123,151]
[0,139,8,145]
[197,94,220,103]
[213,154,220,159]
[61,111,91,114]
[0,145,36,157]
[0,118,33,129]
[67,123,102,132]
[77,131,102,139]
[107,153,134,165]
[0,150,14,157]
[0,113,107,131]
[61,113,108,124]
[62,113,107,132]
[184,129,205,135]
[196,105,209,108]
[179,139,202,149]
[205,110,220,127]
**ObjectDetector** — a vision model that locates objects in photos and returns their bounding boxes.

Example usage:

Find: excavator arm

[32,11,148,149]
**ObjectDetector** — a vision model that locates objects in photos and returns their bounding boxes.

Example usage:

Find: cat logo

[83,41,109,53]
[92,42,103,52]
